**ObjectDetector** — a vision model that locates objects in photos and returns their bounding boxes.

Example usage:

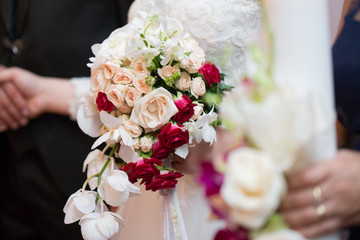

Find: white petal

[119,126,134,146]
[118,144,139,163]
[73,191,97,214]
[100,111,122,129]
[80,213,107,240]
[202,123,216,145]
[96,212,119,238]
[128,182,141,196]
[63,190,81,213]
[83,149,102,172]
[91,132,111,150]
[77,102,102,138]
[175,144,189,159]
[64,202,84,224]
[98,170,130,206]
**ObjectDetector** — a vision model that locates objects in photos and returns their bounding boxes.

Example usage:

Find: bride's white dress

[111,0,262,239]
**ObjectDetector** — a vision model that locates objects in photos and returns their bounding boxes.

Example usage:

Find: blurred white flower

[63,189,97,224]
[221,147,285,229]
[98,170,141,206]
[80,211,124,240]
[83,149,115,190]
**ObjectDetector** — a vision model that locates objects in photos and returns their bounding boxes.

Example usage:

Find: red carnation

[157,123,189,149]
[199,62,221,87]
[151,141,172,160]
[96,92,115,112]
[123,158,163,183]
[172,95,196,123]
[145,170,183,192]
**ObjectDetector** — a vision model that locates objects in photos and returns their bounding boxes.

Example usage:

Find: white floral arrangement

[63,4,232,240]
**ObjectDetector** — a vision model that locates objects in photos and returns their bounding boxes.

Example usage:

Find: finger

[0,86,26,126]
[3,82,29,117]
[286,162,331,190]
[294,217,341,239]
[279,187,315,211]
[0,120,7,132]
[0,104,18,130]
[282,202,328,228]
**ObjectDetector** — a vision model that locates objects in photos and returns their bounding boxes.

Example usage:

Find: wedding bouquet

[63,6,231,240]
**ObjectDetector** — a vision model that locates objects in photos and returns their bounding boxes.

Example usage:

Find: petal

[83,149,102,172]
[98,170,130,206]
[80,214,107,240]
[175,144,189,159]
[91,132,111,150]
[100,111,123,129]
[128,182,141,196]
[118,144,139,163]
[119,126,134,146]
[64,201,84,224]
[63,190,81,213]
[73,191,97,214]
[77,100,102,138]
[96,212,119,238]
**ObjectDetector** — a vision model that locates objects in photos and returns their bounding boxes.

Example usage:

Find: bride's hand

[279,149,360,238]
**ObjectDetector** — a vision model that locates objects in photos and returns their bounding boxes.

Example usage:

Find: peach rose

[130,57,148,75]
[106,84,131,113]
[190,77,206,99]
[133,138,140,150]
[140,136,153,153]
[133,75,151,94]
[130,87,179,132]
[124,120,142,138]
[104,59,121,79]
[90,68,109,93]
[125,87,142,107]
[113,68,135,85]
[158,65,180,80]
[174,72,191,91]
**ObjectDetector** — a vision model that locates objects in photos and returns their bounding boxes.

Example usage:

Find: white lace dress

[110,1,262,240]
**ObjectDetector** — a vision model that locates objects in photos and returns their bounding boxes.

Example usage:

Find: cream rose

[130,57,148,75]
[190,77,206,99]
[133,75,151,94]
[132,138,140,150]
[191,103,204,120]
[130,87,179,132]
[221,147,285,229]
[255,229,308,240]
[104,59,121,79]
[124,120,142,138]
[113,68,135,85]
[174,72,191,91]
[106,84,131,113]
[125,87,141,107]
[140,136,153,153]
[158,65,180,80]
[90,68,109,93]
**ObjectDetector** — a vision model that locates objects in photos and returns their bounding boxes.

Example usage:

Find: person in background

[0,0,133,239]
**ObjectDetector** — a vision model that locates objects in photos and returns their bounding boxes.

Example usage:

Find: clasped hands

[0,65,48,132]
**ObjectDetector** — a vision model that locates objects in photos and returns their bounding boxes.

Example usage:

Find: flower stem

[82,173,98,191]
[97,143,120,187]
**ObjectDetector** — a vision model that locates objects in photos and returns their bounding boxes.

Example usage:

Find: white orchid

[77,92,102,138]
[83,149,116,190]
[98,170,141,207]
[91,111,134,150]
[63,189,97,224]
[79,210,124,240]
[194,107,218,145]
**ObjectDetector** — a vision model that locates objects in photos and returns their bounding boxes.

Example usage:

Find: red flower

[172,95,196,123]
[151,140,172,160]
[96,92,115,112]
[199,62,221,87]
[157,123,189,149]
[145,170,183,192]
[123,158,163,183]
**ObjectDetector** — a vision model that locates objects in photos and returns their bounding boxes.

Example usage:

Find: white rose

[124,120,142,138]
[190,77,206,99]
[221,147,285,229]
[158,65,180,80]
[113,67,135,85]
[140,136,153,153]
[104,59,121,79]
[106,84,131,114]
[191,103,204,120]
[130,87,178,132]
[90,68,109,93]
[255,229,308,240]
[180,57,200,74]
[174,72,191,91]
